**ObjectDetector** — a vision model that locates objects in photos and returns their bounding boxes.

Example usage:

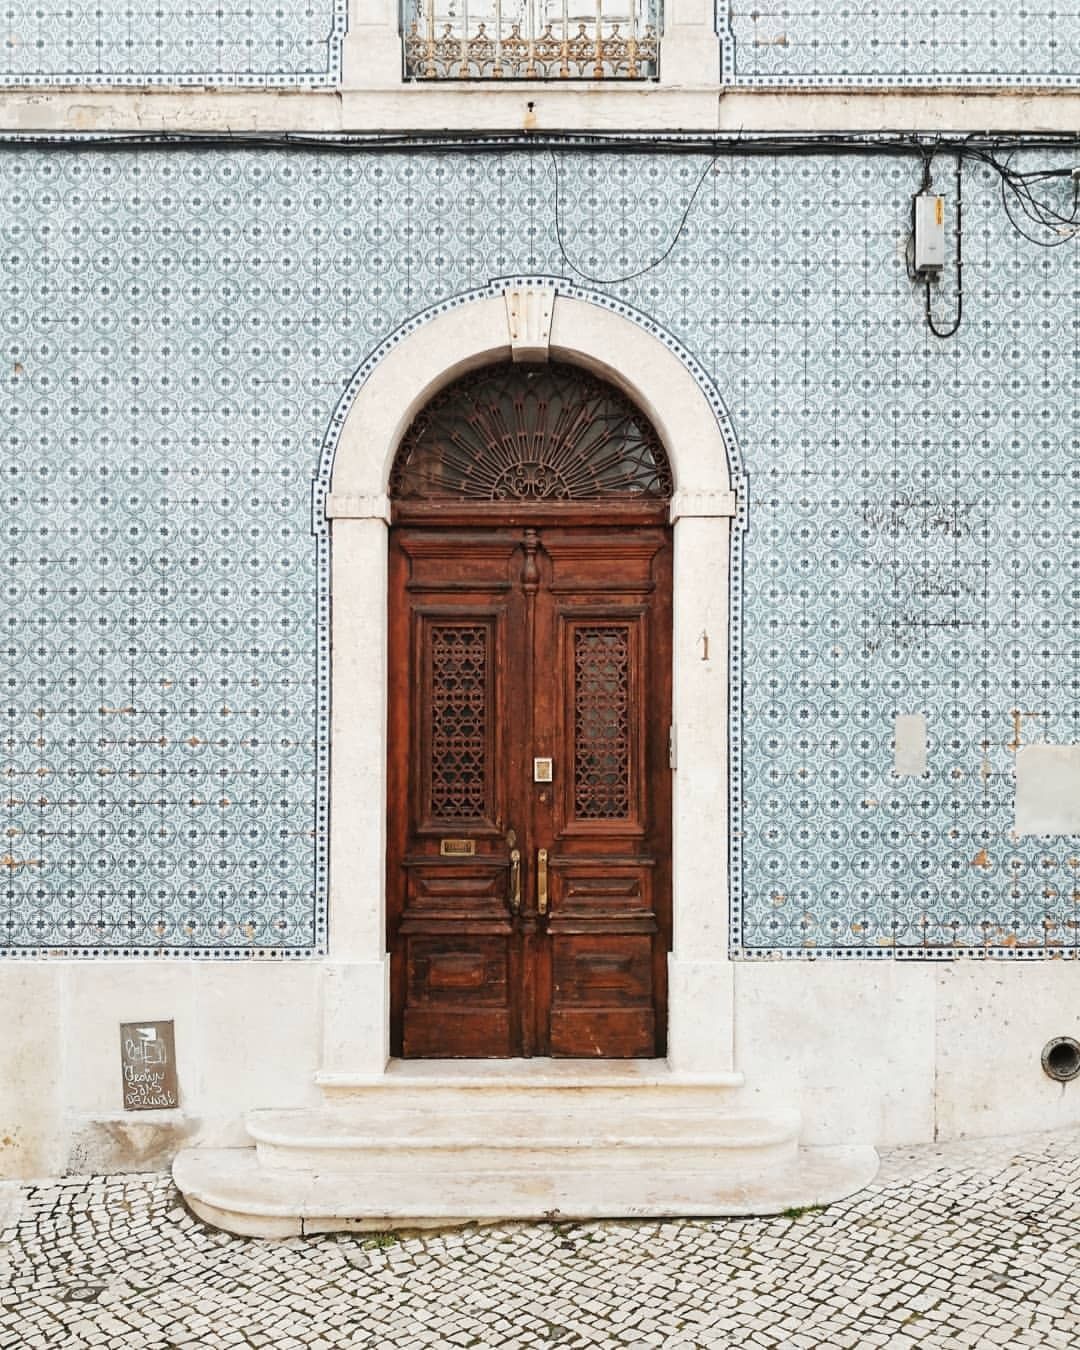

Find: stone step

[315,1057,746,1112]
[172,1062,879,1236]
[173,1142,881,1239]
[247,1103,802,1174]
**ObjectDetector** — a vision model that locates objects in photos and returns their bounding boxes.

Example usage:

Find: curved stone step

[249,1103,801,1148]
[173,1143,881,1239]
[173,1061,879,1236]
[246,1102,802,1175]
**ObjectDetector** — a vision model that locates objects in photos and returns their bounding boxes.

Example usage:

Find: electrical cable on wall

[996,150,1080,246]
[0,128,1075,297]
[924,155,963,340]
[2,129,1080,156]
[550,149,720,285]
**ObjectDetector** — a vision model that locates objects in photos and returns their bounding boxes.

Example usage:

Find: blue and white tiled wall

[0,2,1076,88]
[0,1,346,87]
[722,3,1080,88]
[1,146,1077,959]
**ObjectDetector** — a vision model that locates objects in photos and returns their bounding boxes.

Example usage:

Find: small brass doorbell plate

[533,757,553,783]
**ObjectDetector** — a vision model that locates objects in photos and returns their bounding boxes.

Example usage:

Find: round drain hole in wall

[1041,1037,1080,1083]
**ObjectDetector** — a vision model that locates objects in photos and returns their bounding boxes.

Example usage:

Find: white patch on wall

[1014,745,1080,836]
[893,714,927,777]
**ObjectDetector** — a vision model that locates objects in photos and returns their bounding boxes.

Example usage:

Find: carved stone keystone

[503,285,555,362]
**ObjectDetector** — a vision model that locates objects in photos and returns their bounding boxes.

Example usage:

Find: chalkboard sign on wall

[119,1021,179,1111]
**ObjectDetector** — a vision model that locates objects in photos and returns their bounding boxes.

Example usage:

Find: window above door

[402,0,660,81]
[390,361,673,504]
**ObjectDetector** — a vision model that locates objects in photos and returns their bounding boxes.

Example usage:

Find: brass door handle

[537,848,549,915]
[507,829,521,914]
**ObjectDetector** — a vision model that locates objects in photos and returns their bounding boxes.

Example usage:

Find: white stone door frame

[320,286,739,1081]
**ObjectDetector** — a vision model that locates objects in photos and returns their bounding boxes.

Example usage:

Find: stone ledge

[174,1141,879,1237]
[316,1056,745,1092]
[2,88,1080,135]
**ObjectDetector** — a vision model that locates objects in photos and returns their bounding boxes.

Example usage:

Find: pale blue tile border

[723,2,1080,88]
[0,2,346,88]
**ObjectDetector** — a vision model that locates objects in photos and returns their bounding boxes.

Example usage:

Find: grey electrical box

[913,194,946,278]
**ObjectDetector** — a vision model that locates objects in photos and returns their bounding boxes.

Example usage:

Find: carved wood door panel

[387,525,672,1058]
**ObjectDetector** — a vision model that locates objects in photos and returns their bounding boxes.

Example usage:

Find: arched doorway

[322,284,740,1082]
[174,290,880,1237]
[386,361,674,1058]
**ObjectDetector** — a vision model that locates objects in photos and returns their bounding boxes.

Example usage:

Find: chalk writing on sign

[119,1020,179,1111]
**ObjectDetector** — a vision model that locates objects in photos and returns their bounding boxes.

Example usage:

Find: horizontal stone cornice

[2,88,1080,135]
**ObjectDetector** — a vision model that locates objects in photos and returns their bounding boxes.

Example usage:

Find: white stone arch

[320,284,739,1080]
[326,288,737,510]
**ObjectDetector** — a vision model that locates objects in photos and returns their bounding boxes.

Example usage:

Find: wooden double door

[387,518,673,1058]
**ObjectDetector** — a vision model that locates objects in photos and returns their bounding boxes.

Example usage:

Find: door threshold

[316,1058,744,1090]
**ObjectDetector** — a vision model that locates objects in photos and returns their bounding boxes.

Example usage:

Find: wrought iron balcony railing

[403,0,659,80]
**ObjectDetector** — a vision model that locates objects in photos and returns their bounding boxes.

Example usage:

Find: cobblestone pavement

[2,1129,1080,1349]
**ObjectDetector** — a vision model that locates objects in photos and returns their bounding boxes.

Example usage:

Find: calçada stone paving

[2,1128,1080,1348]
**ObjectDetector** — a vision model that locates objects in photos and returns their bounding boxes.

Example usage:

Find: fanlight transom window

[390,361,673,502]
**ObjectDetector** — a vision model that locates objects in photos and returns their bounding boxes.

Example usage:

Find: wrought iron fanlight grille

[390,361,673,502]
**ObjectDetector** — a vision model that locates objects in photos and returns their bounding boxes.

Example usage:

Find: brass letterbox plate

[440,838,476,856]
[119,1020,179,1111]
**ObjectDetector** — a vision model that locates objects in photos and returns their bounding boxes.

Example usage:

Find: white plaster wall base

[66,1112,207,1175]
[5,958,1080,1182]
[734,961,938,1147]
[0,961,322,1181]
[735,959,1080,1148]
[935,961,1080,1139]
[0,965,64,1178]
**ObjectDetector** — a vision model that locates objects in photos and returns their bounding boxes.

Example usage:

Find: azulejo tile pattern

[723,2,1080,87]
[0,143,1077,958]
[0,0,1071,91]
[0,2,345,88]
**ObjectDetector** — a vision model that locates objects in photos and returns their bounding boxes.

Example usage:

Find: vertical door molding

[324,284,740,1075]
[668,508,736,1075]
[323,505,393,1076]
